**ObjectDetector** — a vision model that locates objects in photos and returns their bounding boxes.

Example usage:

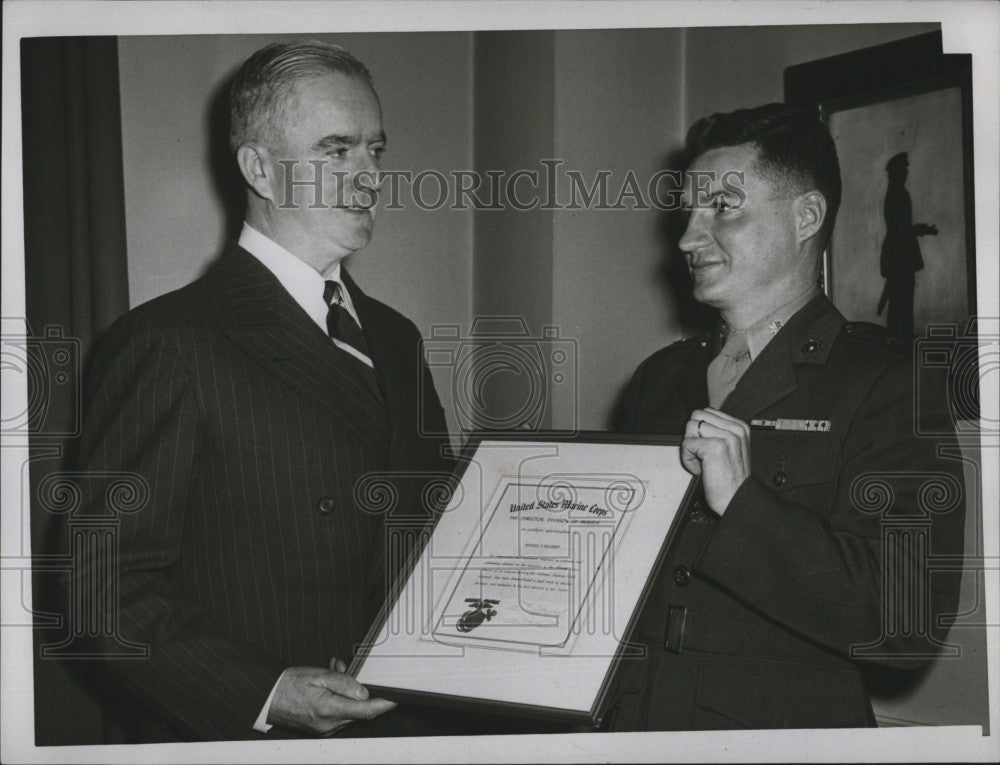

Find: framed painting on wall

[785,31,975,341]
[785,31,989,734]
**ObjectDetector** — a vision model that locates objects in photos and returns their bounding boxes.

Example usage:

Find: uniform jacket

[72,245,452,741]
[607,295,965,731]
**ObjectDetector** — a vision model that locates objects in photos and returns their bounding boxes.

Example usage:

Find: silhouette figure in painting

[876,152,937,339]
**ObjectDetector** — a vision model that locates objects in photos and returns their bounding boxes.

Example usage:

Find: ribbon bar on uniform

[750,418,832,432]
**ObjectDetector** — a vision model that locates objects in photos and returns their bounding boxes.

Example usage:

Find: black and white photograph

[2,2,997,763]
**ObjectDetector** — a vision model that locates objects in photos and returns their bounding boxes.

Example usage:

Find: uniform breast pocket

[751,431,840,492]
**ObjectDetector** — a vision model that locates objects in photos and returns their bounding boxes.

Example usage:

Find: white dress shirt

[239,222,373,368]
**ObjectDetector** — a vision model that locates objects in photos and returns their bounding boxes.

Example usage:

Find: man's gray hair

[229,40,373,153]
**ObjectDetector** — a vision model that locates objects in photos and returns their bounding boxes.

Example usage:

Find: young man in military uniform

[607,103,965,730]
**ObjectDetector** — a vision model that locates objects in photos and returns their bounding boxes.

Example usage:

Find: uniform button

[772,471,787,487]
[689,499,705,521]
[801,338,823,354]
[672,565,691,587]
[690,505,707,523]
[316,497,336,514]
[698,338,708,348]
[844,323,855,334]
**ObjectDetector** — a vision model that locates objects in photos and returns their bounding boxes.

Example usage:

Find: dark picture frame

[350,432,695,727]
[785,31,975,339]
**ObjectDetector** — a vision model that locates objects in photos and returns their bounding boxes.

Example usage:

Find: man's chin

[691,280,721,305]
[334,230,373,256]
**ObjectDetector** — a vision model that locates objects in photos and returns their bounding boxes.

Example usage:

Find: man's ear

[236,144,275,202]
[795,190,827,246]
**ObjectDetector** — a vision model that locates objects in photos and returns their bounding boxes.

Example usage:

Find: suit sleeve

[419,354,455,476]
[694,352,966,667]
[72,312,287,740]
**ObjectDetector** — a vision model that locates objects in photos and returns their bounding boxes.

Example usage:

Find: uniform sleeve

[71,313,287,740]
[615,355,653,432]
[694,352,966,667]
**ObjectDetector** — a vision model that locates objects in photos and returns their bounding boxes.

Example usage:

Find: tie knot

[323,280,342,307]
[720,330,749,361]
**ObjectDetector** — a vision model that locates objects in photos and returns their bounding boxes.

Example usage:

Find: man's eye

[714,197,736,213]
[370,146,385,158]
[326,148,347,159]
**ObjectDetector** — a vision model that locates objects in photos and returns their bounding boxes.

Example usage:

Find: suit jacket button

[316,497,336,514]
[844,323,856,334]
[672,565,691,587]
[773,471,787,487]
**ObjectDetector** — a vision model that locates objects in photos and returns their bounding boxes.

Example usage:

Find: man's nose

[678,210,710,253]
[353,153,383,190]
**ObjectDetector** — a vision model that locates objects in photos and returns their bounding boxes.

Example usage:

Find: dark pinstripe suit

[73,245,451,741]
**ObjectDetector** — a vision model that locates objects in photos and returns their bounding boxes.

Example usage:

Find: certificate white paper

[432,478,636,649]
[352,437,693,723]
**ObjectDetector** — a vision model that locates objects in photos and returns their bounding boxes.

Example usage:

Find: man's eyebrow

[311,132,387,152]
[312,134,358,152]
[695,189,733,203]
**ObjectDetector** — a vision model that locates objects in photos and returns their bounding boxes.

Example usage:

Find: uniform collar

[718,286,822,362]
[717,293,845,420]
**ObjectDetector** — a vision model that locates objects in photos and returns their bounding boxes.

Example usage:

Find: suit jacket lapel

[341,271,437,604]
[722,295,845,421]
[214,247,388,438]
[721,334,798,421]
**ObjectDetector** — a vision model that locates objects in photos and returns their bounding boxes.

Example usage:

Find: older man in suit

[73,40,451,741]
[606,104,965,730]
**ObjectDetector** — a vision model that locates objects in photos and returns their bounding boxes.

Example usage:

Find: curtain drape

[21,36,130,746]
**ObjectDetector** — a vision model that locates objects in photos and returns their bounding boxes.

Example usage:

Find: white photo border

[2,2,997,763]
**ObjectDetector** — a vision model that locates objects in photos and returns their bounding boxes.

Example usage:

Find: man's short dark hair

[229,40,374,153]
[685,103,842,251]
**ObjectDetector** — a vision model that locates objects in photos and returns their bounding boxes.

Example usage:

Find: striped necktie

[323,280,373,365]
[322,280,383,400]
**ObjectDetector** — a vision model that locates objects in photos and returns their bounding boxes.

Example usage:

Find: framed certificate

[350,434,695,726]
